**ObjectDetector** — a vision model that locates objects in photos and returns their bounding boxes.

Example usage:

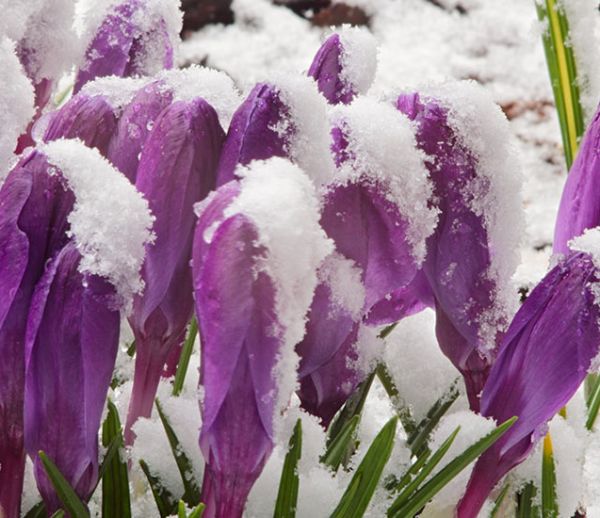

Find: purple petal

[308,34,354,104]
[554,104,600,255]
[24,244,119,512]
[458,251,600,517]
[42,94,118,156]
[125,98,225,442]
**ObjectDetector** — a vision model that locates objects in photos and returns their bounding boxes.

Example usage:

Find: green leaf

[50,511,66,518]
[586,373,600,430]
[376,363,417,437]
[23,502,46,518]
[518,482,541,518]
[387,426,459,515]
[406,381,459,457]
[331,416,398,518]
[155,399,201,505]
[188,503,205,518]
[173,318,198,396]
[101,400,131,518]
[274,419,302,518]
[326,371,375,463]
[178,501,187,518]
[388,416,517,518]
[490,483,510,518]
[541,434,558,518]
[139,459,178,517]
[38,451,90,518]
[385,450,430,493]
[321,415,360,471]
[126,340,136,357]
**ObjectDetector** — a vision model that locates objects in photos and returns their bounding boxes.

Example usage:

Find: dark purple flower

[24,243,120,512]
[0,151,74,518]
[457,245,600,517]
[124,97,225,443]
[74,0,180,93]
[307,28,377,105]
[296,97,436,423]
[193,158,331,517]
[41,93,119,156]
[369,89,522,411]
[554,103,600,255]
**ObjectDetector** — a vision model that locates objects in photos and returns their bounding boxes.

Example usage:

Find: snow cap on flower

[24,243,120,511]
[216,73,334,187]
[308,26,377,105]
[554,102,600,255]
[74,0,182,93]
[0,38,34,180]
[124,96,225,441]
[374,82,523,411]
[193,157,332,516]
[458,228,600,517]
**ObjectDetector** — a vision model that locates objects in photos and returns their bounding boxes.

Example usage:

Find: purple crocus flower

[74,0,181,93]
[216,74,333,187]
[307,27,377,105]
[457,232,600,517]
[193,158,332,517]
[41,92,119,156]
[297,97,437,424]
[0,151,74,518]
[24,243,120,512]
[369,87,522,411]
[554,103,600,255]
[124,97,225,443]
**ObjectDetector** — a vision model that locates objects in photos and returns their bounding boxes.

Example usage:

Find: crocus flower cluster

[3,3,600,517]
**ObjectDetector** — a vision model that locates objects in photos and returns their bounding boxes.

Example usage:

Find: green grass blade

[541,435,558,518]
[38,451,90,518]
[49,511,66,518]
[386,450,431,493]
[406,381,459,457]
[274,419,302,518]
[178,501,187,518]
[388,416,517,517]
[172,318,198,396]
[376,363,417,437]
[23,502,46,518]
[139,459,177,517]
[188,503,205,518]
[490,483,510,518]
[321,415,360,471]
[155,399,201,505]
[518,482,541,518]
[101,400,131,518]
[331,416,398,518]
[586,373,600,430]
[388,427,460,515]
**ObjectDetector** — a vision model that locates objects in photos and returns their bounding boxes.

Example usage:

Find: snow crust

[42,139,154,306]
[569,227,600,268]
[224,158,334,430]
[317,252,365,321]
[337,25,378,96]
[330,96,438,263]
[0,38,34,179]
[80,75,150,112]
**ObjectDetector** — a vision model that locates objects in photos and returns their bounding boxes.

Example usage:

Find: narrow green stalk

[541,434,558,518]
[172,318,198,396]
[586,374,600,430]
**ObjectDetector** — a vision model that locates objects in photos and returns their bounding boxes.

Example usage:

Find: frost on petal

[458,246,600,517]
[0,38,34,180]
[308,27,377,105]
[216,74,335,187]
[554,103,600,256]
[193,158,332,516]
[24,244,119,512]
[74,0,182,93]
[41,139,155,306]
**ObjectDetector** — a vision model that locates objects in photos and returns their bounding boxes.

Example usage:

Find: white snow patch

[80,75,151,113]
[42,138,155,307]
[317,252,365,321]
[338,25,378,96]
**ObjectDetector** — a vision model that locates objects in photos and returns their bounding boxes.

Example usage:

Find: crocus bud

[458,229,600,517]
[372,84,523,411]
[554,103,600,255]
[124,97,225,443]
[24,244,120,512]
[296,97,436,424]
[307,27,377,105]
[216,74,334,187]
[193,158,332,517]
[0,151,74,518]
[74,0,182,93]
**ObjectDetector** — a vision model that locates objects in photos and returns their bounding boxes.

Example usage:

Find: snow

[272,73,336,187]
[0,38,34,179]
[41,138,154,306]
[317,252,365,321]
[330,96,438,263]
[338,25,378,96]
[156,66,241,127]
[80,75,151,112]
[224,158,334,431]
[384,309,460,423]
[569,228,600,266]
